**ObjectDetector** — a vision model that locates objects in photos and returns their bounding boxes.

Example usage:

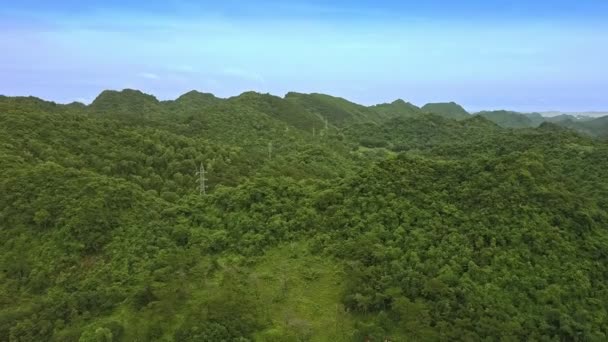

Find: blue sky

[1,0,607,112]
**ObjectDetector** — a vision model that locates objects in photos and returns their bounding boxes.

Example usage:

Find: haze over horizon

[2,0,607,112]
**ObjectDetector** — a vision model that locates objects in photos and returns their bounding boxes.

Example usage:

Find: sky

[1,0,607,112]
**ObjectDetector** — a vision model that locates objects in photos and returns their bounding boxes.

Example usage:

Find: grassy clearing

[252,242,354,342]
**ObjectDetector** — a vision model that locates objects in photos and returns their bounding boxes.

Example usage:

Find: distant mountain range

[540,111,608,118]
[2,89,608,139]
[472,110,608,137]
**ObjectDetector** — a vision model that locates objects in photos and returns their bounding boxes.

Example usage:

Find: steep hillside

[476,110,538,128]
[369,99,422,119]
[227,91,326,131]
[285,92,384,126]
[524,112,546,126]
[421,102,470,120]
[89,89,164,121]
[0,95,77,115]
[342,114,499,152]
[557,115,608,138]
[162,90,223,117]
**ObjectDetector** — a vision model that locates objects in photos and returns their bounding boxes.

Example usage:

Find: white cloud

[168,65,197,73]
[139,72,160,80]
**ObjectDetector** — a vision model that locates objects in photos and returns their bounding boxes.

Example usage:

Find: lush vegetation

[1,90,608,341]
[421,102,471,121]
[555,116,608,138]
[476,110,543,129]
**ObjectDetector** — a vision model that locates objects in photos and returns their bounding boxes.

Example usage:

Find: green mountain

[473,110,608,137]
[542,112,598,122]
[586,115,608,137]
[369,99,422,119]
[0,95,70,115]
[421,102,470,120]
[89,89,163,121]
[1,90,608,341]
[285,92,385,126]
[343,113,499,152]
[556,115,608,138]
[227,91,326,131]
[524,112,546,126]
[476,110,539,128]
[163,90,222,116]
[545,114,578,123]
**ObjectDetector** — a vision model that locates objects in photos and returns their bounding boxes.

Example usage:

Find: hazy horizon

[2,0,607,112]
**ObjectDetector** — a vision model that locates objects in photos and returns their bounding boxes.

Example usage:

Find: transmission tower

[268,142,273,160]
[195,162,208,195]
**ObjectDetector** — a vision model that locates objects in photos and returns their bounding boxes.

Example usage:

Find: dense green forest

[1,90,608,341]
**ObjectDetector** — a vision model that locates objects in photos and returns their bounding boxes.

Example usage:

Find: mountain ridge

[2,89,608,138]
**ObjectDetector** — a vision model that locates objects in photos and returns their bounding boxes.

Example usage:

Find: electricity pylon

[268,142,273,160]
[195,162,208,195]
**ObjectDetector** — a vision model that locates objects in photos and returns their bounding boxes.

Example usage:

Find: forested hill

[476,110,543,129]
[1,89,608,341]
[421,102,471,120]
[473,109,608,137]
